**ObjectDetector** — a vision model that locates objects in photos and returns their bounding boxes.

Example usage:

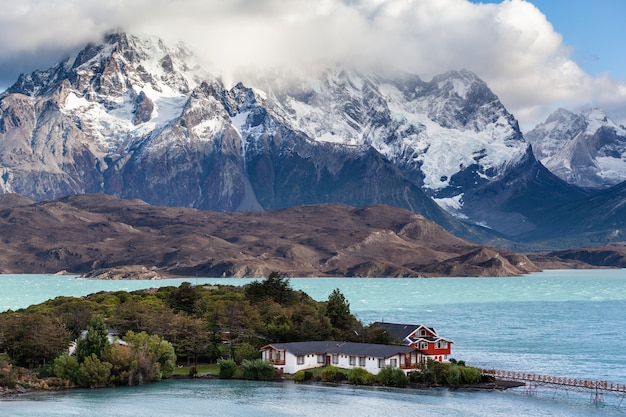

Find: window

[389,358,397,368]
[378,358,385,368]
[359,357,366,367]
[436,341,448,349]
[349,356,356,366]
[297,355,304,365]
[332,354,339,364]
[419,342,428,350]
[317,354,325,364]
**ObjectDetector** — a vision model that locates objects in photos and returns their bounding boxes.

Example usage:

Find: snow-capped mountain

[526,108,626,188]
[0,32,207,198]
[0,32,591,242]
[252,68,528,201]
[248,66,588,236]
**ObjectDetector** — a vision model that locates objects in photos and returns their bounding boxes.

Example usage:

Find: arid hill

[0,193,552,278]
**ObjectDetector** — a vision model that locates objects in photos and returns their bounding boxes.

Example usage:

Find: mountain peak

[526,107,626,188]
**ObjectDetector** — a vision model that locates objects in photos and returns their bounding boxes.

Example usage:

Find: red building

[371,322,453,363]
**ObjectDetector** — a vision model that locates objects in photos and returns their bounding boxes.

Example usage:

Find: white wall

[267,351,407,375]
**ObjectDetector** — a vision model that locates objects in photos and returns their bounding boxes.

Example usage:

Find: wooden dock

[480,368,626,406]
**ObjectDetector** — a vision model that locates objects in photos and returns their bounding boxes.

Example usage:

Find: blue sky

[0,0,625,127]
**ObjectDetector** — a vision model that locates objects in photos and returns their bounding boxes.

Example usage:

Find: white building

[260,341,420,375]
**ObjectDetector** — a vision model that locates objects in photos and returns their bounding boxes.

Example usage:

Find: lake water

[1,269,626,416]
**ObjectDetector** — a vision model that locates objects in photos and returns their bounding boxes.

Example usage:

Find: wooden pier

[480,368,626,406]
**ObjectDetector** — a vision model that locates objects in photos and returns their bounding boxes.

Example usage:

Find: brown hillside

[0,194,542,278]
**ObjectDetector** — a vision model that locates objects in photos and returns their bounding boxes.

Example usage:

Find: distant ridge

[0,194,546,278]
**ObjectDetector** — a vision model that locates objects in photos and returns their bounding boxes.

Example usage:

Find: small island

[0,274,508,395]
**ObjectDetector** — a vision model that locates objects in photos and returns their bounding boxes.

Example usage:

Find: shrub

[53,355,80,383]
[293,370,314,382]
[459,366,482,384]
[241,359,275,381]
[445,365,462,386]
[76,354,112,388]
[347,367,375,385]
[294,370,306,382]
[377,366,408,387]
[218,359,237,379]
[320,366,340,382]
[234,343,260,364]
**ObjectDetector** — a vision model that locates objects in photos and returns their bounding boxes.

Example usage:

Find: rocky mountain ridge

[0,32,623,247]
[526,107,626,188]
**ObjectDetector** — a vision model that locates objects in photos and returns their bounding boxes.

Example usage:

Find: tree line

[1,274,389,388]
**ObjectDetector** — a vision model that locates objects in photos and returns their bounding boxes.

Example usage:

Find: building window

[317,354,325,364]
[389,358,397,368]
[378,358,385,368]
[420,342,428,350]
[436,341,447,349]
[332,354,339,364]
[349,356,356,366]
[359,356,366,367]
[297,355,304,365]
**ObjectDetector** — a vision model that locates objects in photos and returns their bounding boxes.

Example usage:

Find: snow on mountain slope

[250,68,529,210]
[6,32,208,155]
[526,108,626,188]
[2,32,579,239]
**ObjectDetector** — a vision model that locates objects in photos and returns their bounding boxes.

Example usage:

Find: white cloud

[0,0,625,128]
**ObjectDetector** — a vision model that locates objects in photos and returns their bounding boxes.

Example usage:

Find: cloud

[1,0,625,128]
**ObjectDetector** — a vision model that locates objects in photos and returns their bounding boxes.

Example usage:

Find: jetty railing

[480,368,626,406]
[480,369,626,393]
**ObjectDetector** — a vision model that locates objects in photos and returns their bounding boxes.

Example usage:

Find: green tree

[234,342,259,363]
[241,359,275,381]
[218,358,238,379]
[124,331,176,384]
[377,366,408,387]
[325,288,351,330]
[0,313,70,367]
[245,272,295,305]
[53,354,80,383]
[75,317,109,363]
[100,344,134,385]
[53,299,96,339]
[77,354,112,388]
[165,315,212,366]
[347,367,375,385]
[167,282,206,316]
[266,314,294,342]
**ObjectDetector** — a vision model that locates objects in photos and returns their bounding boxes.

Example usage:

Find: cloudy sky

[0,0,624,129]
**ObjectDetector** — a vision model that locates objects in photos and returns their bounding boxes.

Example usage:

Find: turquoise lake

[1,269,626,416]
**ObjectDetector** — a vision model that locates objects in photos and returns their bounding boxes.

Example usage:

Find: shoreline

[0,375,525,399]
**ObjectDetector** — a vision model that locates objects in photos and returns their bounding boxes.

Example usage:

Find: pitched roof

[262,341,415,358]
[370,322,436,340]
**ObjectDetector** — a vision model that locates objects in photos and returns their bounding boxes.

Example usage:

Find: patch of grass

[172,364,220,377]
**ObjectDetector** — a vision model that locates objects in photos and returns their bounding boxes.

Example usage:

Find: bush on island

[347,367,375,385]
[377,366,408,387]
[241,359,275,381]
[321,366,340,382]
[294,370,306,382]
[218,359,237,379]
